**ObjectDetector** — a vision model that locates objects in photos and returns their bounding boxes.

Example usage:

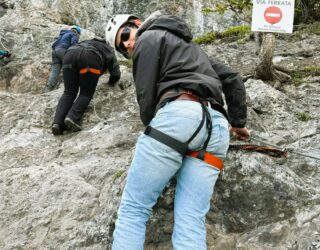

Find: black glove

[107,75,120,87]
[6,52,11,58]
[107,79,117,87]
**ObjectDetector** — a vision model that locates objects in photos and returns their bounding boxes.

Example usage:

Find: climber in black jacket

[106,12,250,249]
[51,38,121,135]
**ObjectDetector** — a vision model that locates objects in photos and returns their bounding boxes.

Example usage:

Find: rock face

[1,0,320,249]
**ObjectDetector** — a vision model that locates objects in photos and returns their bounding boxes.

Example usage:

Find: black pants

[53,48,101,125]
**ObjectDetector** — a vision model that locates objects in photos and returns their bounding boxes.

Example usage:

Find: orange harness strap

[187,151,224,171]
[79,68,102,75]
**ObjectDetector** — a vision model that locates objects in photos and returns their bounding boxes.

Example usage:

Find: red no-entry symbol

[264,6,283,24]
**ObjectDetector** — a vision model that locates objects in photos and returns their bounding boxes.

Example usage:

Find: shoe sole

[65,118,82,132]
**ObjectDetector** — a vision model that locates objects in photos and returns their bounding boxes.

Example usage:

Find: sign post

[251,0,295,33]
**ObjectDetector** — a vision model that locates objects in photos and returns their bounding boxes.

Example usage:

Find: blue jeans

[47,47,66,88]
[112,100,229,250]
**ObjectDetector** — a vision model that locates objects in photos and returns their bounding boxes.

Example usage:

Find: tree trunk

[254,33,275,80]
[254,33,291,86]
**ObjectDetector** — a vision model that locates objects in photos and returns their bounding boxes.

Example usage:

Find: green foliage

[193,32,216,44]
[202,6,214,16]
[118,59,133,68]
[294,0,320,24]
[220,25,251,39]
[211,0,252,21]
[292,78,304,86]
[226,0,252,12]
[294,22,320,37]
[113,170,126,181]
[295,66,320,77]
[291,65,320,85]
[296,112,312,122]
[214,4,227,15]
[193,25,251,44]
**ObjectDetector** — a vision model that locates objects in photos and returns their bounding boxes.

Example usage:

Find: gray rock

[0,0,320,249]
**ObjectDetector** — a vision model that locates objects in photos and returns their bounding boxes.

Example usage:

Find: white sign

[251,0,295,33]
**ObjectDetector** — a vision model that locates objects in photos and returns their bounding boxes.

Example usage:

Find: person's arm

[132,31,161,126]
[106,52,121,86]
[210,58,250,140]
[70,33,79,46]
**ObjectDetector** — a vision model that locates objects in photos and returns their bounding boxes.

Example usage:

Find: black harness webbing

[144,101,211,158]
[197,102,212,160]
[145,126,188,155]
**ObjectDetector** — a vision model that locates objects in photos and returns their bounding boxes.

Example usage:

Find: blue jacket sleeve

[70,33,79,46]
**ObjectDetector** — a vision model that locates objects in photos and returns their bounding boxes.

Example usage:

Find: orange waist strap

[79,68,102,75]
[187,151,224,171]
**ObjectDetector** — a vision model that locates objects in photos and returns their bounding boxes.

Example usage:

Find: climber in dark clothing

[51,38,121,135]
[45,25,81,92]
[106,12,250,249]
[0,49,11,59]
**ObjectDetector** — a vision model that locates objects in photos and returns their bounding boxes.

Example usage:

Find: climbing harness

[144,91,224,171]
[187,150,224,170]
[63,43,103,75]
[79,68,101,75]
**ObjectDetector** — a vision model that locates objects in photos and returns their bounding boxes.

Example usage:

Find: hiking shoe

[64,117,82,132]
[51,123,64,135]
[43,85,54,93]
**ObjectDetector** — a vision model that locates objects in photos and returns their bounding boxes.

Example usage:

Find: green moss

[305,22,320,34]
[118,59,133,68]
[296,112,312,122]
[113,170,126,181]
[220,25,251,39]
[193,32,216,44]
[193,25,251,44]
[291,66,320,85]
[292,78,304,86]
[293,21,320,39]
[214,3,228,15]
[202,6,214,16]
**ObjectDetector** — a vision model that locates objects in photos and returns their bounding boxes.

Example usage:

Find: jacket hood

[136,12,193,42]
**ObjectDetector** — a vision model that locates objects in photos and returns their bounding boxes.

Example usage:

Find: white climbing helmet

[105,14,139,52]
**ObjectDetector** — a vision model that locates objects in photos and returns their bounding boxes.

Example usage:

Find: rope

[285,149,320,161]
[229,144,288,158]
[0,38,9,51]
[93,100,140,123]
[247,136,320,160]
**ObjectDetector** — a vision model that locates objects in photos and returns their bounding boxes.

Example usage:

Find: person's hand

[230,127,250,141]
[107,75,120,88]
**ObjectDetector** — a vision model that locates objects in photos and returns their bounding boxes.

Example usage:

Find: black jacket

[132,13,247,127]
[72,39,121,83]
